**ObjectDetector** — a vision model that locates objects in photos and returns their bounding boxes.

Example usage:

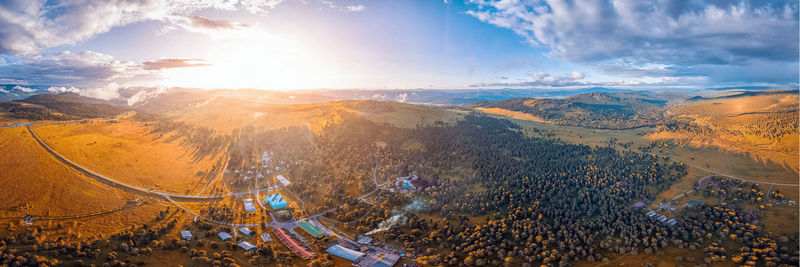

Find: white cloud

[346,5,366,12]
[466,0,798,66]
[47,86,80,93]
[0,51,147,87]
[568,71,585,80]
[0,0,288,55]
[80,83,121,100]
[12,85,35,92]
[126,86,170,106]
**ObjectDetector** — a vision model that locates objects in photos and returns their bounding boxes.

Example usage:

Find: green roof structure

[298,221,326,238]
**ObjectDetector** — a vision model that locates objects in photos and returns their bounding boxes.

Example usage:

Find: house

[658,215,668,222]
[238,241,257,251]
[326,245,364,262]
[667,219,677,226]
[180,230,193,241]
[357,235,373,245]
[218,232,232,241]
[373,253,401,267]
[276,175,290,186]
[239,227,253,236]
[646,211,657,217]
[265,193,288,209]
[261,232,272,242]
[243,199,257,212]
[633,201,646,208]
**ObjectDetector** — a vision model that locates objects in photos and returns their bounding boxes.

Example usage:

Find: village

[177,151,414,267]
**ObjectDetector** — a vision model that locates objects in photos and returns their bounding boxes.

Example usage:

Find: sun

[159,37,347,90]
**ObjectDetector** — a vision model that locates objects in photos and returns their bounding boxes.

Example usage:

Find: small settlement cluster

[178,173,402,267]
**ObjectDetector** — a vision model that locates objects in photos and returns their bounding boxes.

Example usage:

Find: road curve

[27,125,273,200]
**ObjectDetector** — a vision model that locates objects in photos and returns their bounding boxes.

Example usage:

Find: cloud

[0,0,288,55]
[124,86,170,106]
[162,15,275,40]
[80,82,121,100]
[470,70,712,89]
[183,15,246,30]
[47,86,80,93]
[142,58,210,70]
[472,71,587,88]
[0,51,146,87]
[12,85,35,93]
[466,0,799,66]
[346,5,366,12]
[568,71,585,80]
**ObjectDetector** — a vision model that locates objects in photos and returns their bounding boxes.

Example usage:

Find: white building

[180,230,193,241]
[261,232,272,242]
[239,227,253,236]
[276,175,290,186]
[243,199,257,212]
[218,232,232,241]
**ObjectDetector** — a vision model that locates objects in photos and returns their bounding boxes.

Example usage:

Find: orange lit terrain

[0,126,163,237]
[32,119,223,195]
[651,90,799,173]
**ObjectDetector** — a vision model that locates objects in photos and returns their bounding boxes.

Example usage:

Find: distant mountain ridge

[467,91,672,129]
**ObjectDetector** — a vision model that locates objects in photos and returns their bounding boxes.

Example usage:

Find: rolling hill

[467,91,674,129]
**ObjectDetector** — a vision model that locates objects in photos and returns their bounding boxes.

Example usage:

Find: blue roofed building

[326,245,364,262]
[265,193,288,209]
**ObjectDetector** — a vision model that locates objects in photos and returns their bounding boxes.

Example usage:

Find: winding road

[27,125,276,200]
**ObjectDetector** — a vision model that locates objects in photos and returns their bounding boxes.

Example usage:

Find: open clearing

[32,119,222,195]
[0,127,162,237]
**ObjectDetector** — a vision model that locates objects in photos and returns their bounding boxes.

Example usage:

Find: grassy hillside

[32,119,224,195]
[652,89,799,172]
[468,92,668,129]
[136,96,463,134]
[0,93,125,121]
[0,127,163,237]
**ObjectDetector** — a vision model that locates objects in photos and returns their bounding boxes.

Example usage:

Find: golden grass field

[0,126,164,238]
[159,97,464,134]
[653,91,798,172]
[32,119,222,195]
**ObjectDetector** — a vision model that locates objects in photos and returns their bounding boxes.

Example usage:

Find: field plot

[32,119,222,195]
[0,127,162,237]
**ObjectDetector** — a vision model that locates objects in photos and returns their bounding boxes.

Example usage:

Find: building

[276,175,291,186]
[667,219,677,226]
[633,201,646,208]
[261,232,272,243]
[276,210,292,219]
[326,245,364,262]
[273,228,315,259]
[265,193,288,209]
[238,241,257,251]
[218,232,232,241]
[180,230,193,241]
[658,215,668,222]
[646,211,657,217]
[684,199,705,208]
[243,199,257,212]
[356,235,373,245]
[239,227,253,236]
[373,253,401,267]
[298,221,326,238]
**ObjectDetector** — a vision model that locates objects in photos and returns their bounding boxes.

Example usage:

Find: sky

[0,0,797,99]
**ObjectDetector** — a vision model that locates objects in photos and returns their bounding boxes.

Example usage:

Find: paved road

[27,125,275,200]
